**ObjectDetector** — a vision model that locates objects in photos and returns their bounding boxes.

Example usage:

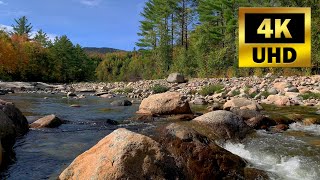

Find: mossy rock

[268,114,295,125]
[284,114,304,122]
[244,168,270,180]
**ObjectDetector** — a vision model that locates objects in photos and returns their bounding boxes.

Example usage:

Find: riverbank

[2,74,320,106]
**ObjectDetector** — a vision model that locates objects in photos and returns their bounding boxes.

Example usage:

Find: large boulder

[267,88,278,95]
[0,99,28,136]
[137,92,192,115]
[273,82,291,92]
[0,110,16,167]
[245,116,276,130]
[265,95,290,106]
[230,108,262,120]
[34,82,55,90]
[30,114,62,128]
[223,98,263,111]
[0,100,29,167]
[162,123,247,179]
[59,128,181,180]
[193,110,252,140]
[167,73,185,83]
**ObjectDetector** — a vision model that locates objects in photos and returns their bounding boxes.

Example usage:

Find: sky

[0,0,147,51]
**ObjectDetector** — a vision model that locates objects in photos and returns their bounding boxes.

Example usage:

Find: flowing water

[218,105,320,180]
[0,93,320,179]
[0,93,148,179]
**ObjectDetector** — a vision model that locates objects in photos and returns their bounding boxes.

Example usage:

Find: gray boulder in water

[0,99,29,167]
[167,73,185,83]
[30,114,63,128]
[0,99,29,136]
[193,110,252,140]
[110,100,132,106]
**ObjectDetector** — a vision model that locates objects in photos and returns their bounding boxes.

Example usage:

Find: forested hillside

[96,0,320,81]
[0,16,98,82]
[0,0,319,82]
[83,47,124,54]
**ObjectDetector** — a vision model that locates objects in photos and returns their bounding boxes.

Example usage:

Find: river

[0,93,320,179]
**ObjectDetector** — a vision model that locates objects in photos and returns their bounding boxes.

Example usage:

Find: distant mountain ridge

[83,47,125,54]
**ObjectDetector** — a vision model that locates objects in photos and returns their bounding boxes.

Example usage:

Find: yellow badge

[239,7,311,67]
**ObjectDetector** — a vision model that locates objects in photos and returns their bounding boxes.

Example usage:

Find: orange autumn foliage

[0,32,18,74]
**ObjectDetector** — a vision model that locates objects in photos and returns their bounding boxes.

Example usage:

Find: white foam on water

[221,142,319,180]
[289,123,320,136]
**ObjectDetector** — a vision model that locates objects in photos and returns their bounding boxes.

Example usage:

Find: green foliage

[49,36,94,82]
[261,91,271,98]
[33,29,51,47]
[83,47,123,54]
[299,92,320,100]
[0,18,97,82]
[232,90,240,96]
[12,16,33,37]
[114,88,134,94]
[151,84,170,94]
[3,0,320,83]
[249,92,258,98]
[199,84,224,96]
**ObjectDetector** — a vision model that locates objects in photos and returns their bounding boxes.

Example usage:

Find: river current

[1,93,319,179]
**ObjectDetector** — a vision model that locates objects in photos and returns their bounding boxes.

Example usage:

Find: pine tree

[34,29,52,47]
[12,16,33,38]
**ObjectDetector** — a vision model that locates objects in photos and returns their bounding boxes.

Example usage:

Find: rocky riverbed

[0,74,320,179]
[2,74,320,106]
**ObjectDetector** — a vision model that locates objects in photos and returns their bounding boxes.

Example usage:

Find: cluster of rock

[58,92,275,179]
[65,74,320,107]
[59,89,320,179]
[2,74,320,107]
[0,82,66,94]
[0,84,317,178]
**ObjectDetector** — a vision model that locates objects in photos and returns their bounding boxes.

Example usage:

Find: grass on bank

[299,92,320,100]
[232,90,240,96]
[114,88,133,94]
[260,91,271,98]
[199,84,224,96]
[151,84,170,94]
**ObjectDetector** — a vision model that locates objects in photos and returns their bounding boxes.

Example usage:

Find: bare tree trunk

[181,0,185,47]
[185,11,188,50]
[171,13,174,49]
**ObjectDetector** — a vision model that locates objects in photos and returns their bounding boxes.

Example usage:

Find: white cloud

[0,24,13,32]
[80,0,101,6]
[30,31,57,42]
[0,24,57,42]
[0,1,7,5]
[46,34,57,42]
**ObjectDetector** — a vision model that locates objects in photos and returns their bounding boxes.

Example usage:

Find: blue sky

[0,0,147,50]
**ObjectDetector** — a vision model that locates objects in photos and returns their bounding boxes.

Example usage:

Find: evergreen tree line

[97,0,320,82]
[1,1,319,83]
[0,16,98,82]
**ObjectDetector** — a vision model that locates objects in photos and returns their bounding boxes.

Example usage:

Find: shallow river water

[1,93,320,179]
[0,93,147,179]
